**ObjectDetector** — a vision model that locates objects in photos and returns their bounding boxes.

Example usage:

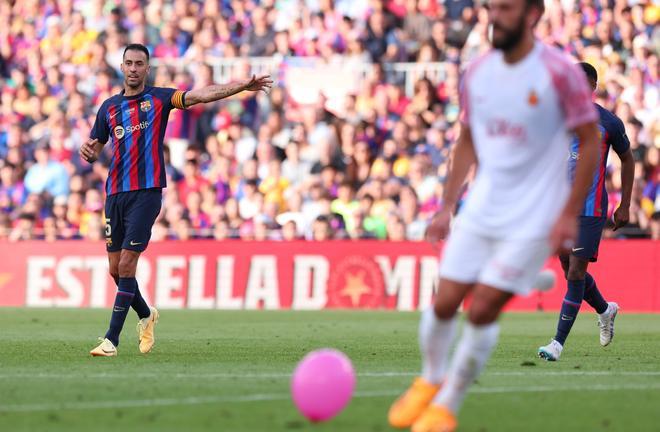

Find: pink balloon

[291,349,356,422]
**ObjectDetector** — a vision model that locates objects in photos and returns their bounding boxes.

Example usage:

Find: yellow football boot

[137,307,159,354]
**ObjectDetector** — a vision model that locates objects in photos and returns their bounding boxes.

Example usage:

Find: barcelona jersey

[90,86,187,195]
[568,104,630,217]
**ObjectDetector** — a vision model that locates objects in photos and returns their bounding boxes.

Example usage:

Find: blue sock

[105,278,137,346]
[554,280,585,345]
[131,286,151,319]
[583,273,608,314]
[111,275,150,319]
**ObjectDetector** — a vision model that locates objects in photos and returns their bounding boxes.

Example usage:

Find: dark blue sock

[105,278,137,346]
[583,273,608,314]
[131,287,151,319]
[554,280,585,345]
[111,275,150,319]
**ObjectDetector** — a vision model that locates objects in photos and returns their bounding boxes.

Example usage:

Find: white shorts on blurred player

[439,221,550,296]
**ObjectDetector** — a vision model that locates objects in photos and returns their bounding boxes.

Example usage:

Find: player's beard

[125,75,145,89]
[490,13,526,52]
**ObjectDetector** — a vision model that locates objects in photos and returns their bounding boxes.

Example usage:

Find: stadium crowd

[0,0,658,242]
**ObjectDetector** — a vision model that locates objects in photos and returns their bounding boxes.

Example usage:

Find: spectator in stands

[177,158,209,204]
[212,217,232,240]
[0,163,26,210]
[174,217,193,241]
[242,7,275,57]
[41,216,58,242]
[24,143,69,199]
[281,219,300,241]
[386,214,408,241]
[9,212,36,242]
[151,219,170,242]
[0,213,10,240]
[311,215,333,241]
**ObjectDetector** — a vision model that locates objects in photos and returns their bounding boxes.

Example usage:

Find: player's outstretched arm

[550,121,600,253]
[184,74,273,107]
[426,125,476,243]
[613,149,634,230]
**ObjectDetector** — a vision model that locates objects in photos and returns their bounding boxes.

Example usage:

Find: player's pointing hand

[243,74,273,94]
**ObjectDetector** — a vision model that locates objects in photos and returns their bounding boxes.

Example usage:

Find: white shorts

[438,224,551,295]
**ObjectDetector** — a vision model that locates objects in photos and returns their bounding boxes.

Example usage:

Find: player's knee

[109,271,119,285]
[117,255,139,277]
[566,267,586,280]
[467,301,498,325]
[433,302,458,320]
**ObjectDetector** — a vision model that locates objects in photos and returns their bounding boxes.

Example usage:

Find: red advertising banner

[0,240,657,312]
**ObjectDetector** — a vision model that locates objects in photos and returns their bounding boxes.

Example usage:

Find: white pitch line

[487,371,660,377]
[1,383,660,413]
[1,371,660,380]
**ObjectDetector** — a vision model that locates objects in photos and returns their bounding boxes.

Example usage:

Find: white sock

[419,307,458,384]
[433,321,500,413]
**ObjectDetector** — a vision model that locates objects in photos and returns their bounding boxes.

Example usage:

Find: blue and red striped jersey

[568,103,630,217]
[90,86,187,196]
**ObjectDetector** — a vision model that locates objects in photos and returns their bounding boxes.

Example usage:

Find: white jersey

[457,41,598,240]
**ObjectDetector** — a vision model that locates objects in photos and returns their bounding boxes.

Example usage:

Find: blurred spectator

[9,212,36,242]
[331,181,359,232]
[24,144,69,199]
[0,163,26,211]
[152,219,170,242]
[42,216,58,242]
[177,158,208,204]
[311,215,333,241]
[386,214,408,241]
[241,7,275,57]
[281,219,300,241]
[212,217,232,240]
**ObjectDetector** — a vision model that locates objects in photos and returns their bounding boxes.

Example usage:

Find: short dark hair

[526,0,545,18]
[525,0,545,23]
[123,43,150,61]
[578,62,598,84]
[315,215,330,224]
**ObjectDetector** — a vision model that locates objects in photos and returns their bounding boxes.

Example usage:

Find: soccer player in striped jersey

[81,44,272,357]
[538,62,635,361]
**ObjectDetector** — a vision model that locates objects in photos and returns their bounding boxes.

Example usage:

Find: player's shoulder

[538,42,574,66]
[537,43,581,77]
[96,94,121,115]
[462,49,497,82]
[595,103,625,130]
[149,86,176,97]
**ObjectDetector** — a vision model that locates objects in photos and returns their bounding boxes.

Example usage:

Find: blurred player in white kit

[387,0,601,429]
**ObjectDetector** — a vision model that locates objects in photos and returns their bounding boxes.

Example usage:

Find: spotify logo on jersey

[114,121,149,139]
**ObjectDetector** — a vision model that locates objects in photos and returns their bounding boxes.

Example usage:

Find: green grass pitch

[0,309,659,432]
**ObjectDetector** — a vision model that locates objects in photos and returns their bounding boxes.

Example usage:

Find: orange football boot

[412,404,458,432]
[388,377,441,428]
